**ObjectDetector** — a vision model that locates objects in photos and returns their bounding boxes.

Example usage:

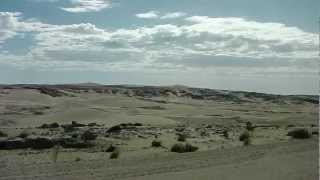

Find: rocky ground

[0,84,318,180]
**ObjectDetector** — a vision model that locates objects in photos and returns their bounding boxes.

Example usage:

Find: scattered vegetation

[287,128,311,139]
[75,157,81,162]
[151,139,162,147]
[171,143,198,153]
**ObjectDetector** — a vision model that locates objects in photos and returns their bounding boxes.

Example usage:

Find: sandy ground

[0,87,318,180]
[0,139,317,180]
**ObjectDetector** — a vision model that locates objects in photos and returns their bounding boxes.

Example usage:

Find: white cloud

[160,12,186,19]
[135,11,159,19]
[61,0,111,13]
[0,12,318,78]
[136,11,187,19]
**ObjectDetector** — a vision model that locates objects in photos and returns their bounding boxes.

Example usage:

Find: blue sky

[0,0,319,94]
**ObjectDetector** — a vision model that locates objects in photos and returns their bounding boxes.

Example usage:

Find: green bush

[243,137,251,146]
[239,131,250,141]
[185,143,199,152]
[287,129,311,139]
[171,143,198,153]
[246,121,254,131]
[151,140,162,147]
[110,149,120,159]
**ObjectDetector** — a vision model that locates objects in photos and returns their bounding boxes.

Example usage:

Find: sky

[0,0,319,95]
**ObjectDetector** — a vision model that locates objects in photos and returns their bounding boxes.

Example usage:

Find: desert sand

[0,84,318,180]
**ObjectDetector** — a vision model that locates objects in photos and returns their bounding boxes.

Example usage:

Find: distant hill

[0,84,318,104]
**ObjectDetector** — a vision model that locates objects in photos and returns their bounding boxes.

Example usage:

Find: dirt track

[0,138,317,180]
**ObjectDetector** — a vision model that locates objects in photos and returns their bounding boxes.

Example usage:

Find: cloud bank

[0,12,317,78]
[61,0,111,13]
[136,11,187,19]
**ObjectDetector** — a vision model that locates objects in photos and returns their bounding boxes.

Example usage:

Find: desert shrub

[222,130,229,139]
[171,143,186,153]
[246,121,254,131]
[110,149,120,159]
[17,131,29,138]
[185,143,199,152]
[81,130,97,141]
[177,134,186,142]
[239,131,250,141]
[0,131,7,137]
[243,137,251,146]
[33,111,44,115]
[151,140,162,147]
[287,129,311,139]
[171,143,198,153]
[106,144,116,152]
